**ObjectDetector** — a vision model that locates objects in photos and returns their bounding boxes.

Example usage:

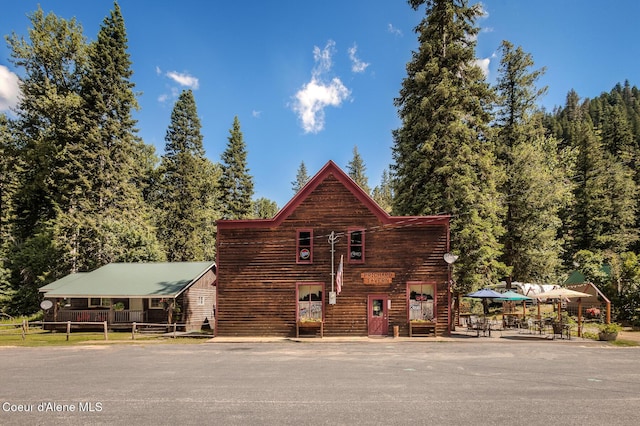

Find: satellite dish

[40,300,53,310]
[444,252,459,265]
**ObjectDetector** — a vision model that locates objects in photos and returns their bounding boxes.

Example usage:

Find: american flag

[336,255,344,295]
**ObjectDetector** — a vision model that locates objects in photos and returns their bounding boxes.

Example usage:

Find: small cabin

[39,262,216,331]
[215,161,451,338]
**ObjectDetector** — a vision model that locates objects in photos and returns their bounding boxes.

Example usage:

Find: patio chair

[466,315,478,335]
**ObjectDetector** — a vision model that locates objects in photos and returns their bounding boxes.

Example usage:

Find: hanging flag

[336,255,344,295]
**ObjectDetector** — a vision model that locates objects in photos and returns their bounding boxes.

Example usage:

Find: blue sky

[2,1,639,208]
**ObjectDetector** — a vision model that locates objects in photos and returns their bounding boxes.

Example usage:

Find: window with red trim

[297,283,324,322]
[348,228,365,263]
[408,282,436,321]
[296,229,313,263]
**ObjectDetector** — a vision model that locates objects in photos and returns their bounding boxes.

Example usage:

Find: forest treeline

[1,1,639,324]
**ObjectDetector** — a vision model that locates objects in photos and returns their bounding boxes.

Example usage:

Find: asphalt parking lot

[1,338,639,425]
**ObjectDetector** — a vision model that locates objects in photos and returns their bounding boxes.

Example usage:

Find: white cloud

[166,71,199,89]
[476,57,491,78]
[348,44,370,73]
[292,40,351,134]
[387,23,403,37]
[252,110,262,118]
[0,65,20,112]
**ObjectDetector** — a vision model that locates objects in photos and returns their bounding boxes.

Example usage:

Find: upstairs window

[348,229,365,263]
[297,229,313,264]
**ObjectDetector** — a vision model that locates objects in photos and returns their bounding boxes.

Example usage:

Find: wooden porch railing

[56,310,145,323]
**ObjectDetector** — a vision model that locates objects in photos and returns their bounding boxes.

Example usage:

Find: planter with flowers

[598,323,621,341]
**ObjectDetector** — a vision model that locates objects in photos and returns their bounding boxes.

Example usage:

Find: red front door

[368,295,389,336]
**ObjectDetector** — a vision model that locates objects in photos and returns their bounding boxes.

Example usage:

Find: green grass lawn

[0,328,209,347]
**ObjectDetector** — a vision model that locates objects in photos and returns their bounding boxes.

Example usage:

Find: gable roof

[40,262,215,299]
[217,160,450,229]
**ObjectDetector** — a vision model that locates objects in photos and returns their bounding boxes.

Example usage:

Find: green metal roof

[39,272,87,292]
[40,262,215,298]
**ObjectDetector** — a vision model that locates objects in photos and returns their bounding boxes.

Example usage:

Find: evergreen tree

[6,7,87,240]
[372,169,393,213]
[78,1,164,268]
[291,161,310,193]
[0,114,19,309]
[5,8,88,312]
[573,120,637,253]
[156,90,220,261]
[253,197,279,219]
[220,116,254,219]
[347,145,370,194]
[391,0,506,291]
[493,41,567,283]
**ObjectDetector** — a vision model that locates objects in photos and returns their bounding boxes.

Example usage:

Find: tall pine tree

[156,89,220,261]
[372,169,394,213]
[493,41,567,283]
[391,0,505,291]
[291,161,310,193]
[347,145,370,194]
[5,7,88,312]
[220,116,254,219]
[77,1,164,268]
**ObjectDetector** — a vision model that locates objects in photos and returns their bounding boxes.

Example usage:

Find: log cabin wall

[216,164,450,337]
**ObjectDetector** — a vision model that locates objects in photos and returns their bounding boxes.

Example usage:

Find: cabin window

[408,282,436,321]
[348,229,365,263]
[197,296,206,306]
[297,283,323,322]
[296,229,313,264]
[149,298,163,309]
[89,298,111,307]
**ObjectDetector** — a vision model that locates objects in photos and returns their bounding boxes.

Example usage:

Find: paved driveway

[1,339,639,425]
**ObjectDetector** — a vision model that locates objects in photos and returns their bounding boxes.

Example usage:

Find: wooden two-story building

[215,161,451,338]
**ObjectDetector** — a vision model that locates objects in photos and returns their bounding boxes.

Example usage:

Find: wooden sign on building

[361,272,395,285]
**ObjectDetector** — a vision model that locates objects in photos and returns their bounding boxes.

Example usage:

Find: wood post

[173,322,177,338]
[103,321,108,340]
[132,322,136,340]
[66,321,71,341]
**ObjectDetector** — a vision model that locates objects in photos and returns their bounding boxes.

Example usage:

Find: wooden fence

[0,320,185,341]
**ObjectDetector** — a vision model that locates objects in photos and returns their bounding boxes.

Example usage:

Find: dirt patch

[618,329,640,342]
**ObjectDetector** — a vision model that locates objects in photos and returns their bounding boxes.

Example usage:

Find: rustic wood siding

[217,173,449,337]
[182,269,216,331]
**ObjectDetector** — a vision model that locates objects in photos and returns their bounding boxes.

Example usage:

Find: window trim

[407,281,437,322]
[149,298,163,309]
[296,229,313,264]
[348,228,365,264]
[296,282,325,322]
[88,297,111,308]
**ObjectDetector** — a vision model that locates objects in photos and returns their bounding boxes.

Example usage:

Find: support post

[132,322,136,340]
[577,299,583,337]
[66,321,71,341]
[103,321,108,340]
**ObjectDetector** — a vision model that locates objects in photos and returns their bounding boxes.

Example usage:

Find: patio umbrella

[466,289,503,315]
[496,290,532,301]
[496,290,532,317]
[535,287,592,321]
[466,288,504,299]
[534,288,591,300]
